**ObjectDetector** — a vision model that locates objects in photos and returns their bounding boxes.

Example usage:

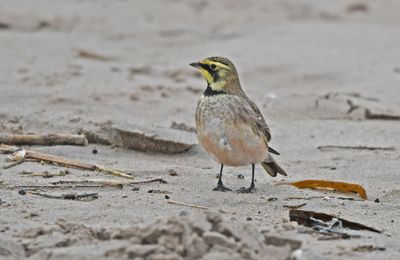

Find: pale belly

[197,117,267,166]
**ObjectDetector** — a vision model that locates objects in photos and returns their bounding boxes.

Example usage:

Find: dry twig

[51,177,167,187]
[128,178,167,184]
[16,185,108,189]
[317,145,395,151]
[19,170,69,178]
[167,200,227,213]
[11,177,167,190]
[285,196,326,201]
[27,191,98,201]
[365,109,400,120]
[3,159,25,169]
[0,134,88,146]
[0,144,133,179]
[74,49,116,62]
[283,203,307,209]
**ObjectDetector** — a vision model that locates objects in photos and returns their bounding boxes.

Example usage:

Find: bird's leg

[237,164,256,193]
[213,164,232,192]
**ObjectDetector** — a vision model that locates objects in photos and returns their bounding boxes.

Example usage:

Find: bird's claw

[236,186,256,193]
[213,183,232,192]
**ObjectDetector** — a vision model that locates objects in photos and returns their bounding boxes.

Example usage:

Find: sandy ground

[1,0,400,259]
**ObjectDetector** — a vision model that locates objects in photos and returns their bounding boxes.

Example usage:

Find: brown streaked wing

[232,97,269,145]
[245,97,272,141]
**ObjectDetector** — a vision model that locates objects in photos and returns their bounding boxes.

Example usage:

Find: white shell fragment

[6,149,26,162]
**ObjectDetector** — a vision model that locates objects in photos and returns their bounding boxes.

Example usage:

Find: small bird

[190,57,287,193]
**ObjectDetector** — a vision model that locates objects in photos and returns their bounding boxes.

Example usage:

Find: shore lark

[190,57,287,193]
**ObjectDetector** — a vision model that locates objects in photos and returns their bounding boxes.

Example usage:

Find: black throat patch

[203,85,226,96]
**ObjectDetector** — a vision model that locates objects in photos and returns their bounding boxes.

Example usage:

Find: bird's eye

[210,64,216,69]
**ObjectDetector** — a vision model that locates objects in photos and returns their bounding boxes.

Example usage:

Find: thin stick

[168,200,213,210]
[52,179,124,188]
[28,191,98,201]
[26,150,95,169]
[0,144,20,153]
[365,109,400,121]
[19,170,69,178]
[285,196,325,201]
[0,144,133,179]
[93,165,134,179]
[51,177,167,187]
[0,134,88,146]
[167,200,227,213]
[285,196,363,201]
[317,145,395,151]
[15,185,109,189]
[11,178,167,190]
[74,48,116,62]
[283,203,307,209]
[3,159,25,169]
[128,178,167,185]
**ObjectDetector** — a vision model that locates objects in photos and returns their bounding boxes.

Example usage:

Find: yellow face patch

[197,67,213,84]
[196,59,230,91]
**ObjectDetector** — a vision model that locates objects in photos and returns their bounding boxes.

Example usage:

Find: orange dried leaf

[289,180,367,200]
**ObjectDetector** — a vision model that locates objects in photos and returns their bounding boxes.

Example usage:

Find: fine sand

[1,0,399,259]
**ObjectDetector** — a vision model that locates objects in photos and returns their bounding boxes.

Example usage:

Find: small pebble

[29,213,39,218]
[165,195,170,199]
[168,169,178,176]
[246,217,252,221]
[346,3,369,13]
[237,174,245,179]
[132,187,139,192]
[179,210,188,216]
[148,190,154,193]
[267,197,278,202]
[18,190,26,195]
[92,149,98,154]
[374,198,380,203]
[111,67,120,72]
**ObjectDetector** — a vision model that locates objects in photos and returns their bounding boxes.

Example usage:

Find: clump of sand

[12,212,300,260]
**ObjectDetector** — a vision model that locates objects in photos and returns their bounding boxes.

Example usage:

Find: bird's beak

[189,62,201,68]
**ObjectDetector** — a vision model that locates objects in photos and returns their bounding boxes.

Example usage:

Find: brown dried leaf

[287,180,367,200]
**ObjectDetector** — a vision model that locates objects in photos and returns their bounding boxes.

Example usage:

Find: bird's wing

[245,97,272,142]
[234,95,280,155]
[245,99,281,155]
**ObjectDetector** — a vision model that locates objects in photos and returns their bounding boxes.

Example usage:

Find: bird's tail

[261,155,287,177]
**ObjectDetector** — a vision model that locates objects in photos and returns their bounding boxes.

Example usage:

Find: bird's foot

[213,183,232,192]
[236,186,256,193]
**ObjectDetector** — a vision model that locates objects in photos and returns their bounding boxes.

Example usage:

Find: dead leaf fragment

[286,180,367,200]
[289,210,381,233]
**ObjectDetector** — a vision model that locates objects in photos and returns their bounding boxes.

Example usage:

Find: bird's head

[190,56,241,93]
